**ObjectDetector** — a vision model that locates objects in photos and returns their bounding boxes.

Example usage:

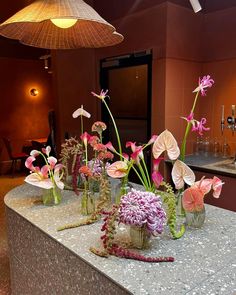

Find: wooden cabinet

[193,170,236,212]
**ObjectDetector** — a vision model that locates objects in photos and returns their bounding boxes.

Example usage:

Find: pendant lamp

[0,0,124,49]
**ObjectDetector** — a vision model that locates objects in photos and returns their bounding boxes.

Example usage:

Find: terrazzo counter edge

[4,184,236,295]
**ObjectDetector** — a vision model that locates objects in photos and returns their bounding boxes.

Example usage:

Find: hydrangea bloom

[118,189,166,235]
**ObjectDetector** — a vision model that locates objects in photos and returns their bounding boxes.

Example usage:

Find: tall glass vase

[186,206,206,228]
[81,190,95,216]
[114,176,133,204]
[42,186,62,206]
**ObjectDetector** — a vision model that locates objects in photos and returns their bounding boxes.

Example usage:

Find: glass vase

[129,225,151,249]
[89,177,100,193]
[186,206,206,228]
[42,186,62,206]
[114,177,133,204]
[81,190,95,216]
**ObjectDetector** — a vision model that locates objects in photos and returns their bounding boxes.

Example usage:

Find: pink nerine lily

[106,161,128,178]
[193,75,214,96]
[91,89,109,101]
[72,105,91,119]
[152,130,180,160]
[191,118,210,136]
[171,160,195,189]
[181,112,194,123]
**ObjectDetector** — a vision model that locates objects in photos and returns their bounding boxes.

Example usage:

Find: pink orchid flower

[80,132,91,146]
[152,130,180,160]
[147,135,158,145]
[193,75,214,96]
[152,158,164,188]
[47,156,57,169]
[24,165,53,189]
[182,186,204,212]
[126,141,144,163]
[105,141,116,153]
[172,159,195,189]
[91,89,109,101]
[191,118,210,136]
[106,161,128,178]
[42,146,51,157]
[72,105,91,119]
[30,150,40,157]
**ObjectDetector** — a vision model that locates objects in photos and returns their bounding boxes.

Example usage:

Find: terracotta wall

[0,57,53,166]
[200,7,236,156]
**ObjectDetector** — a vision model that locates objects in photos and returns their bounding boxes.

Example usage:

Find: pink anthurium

[182,186,204,212]
[106,161,128,178]
[72,105,91,119]
[194,177,212,195]
[212,176,224,198]
[172,160,195,189]
[152,130,180,160]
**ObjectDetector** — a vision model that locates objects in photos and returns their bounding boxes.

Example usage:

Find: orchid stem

[103,99,122,160]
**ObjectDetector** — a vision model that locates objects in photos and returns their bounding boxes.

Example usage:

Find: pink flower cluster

[118,189,166,235]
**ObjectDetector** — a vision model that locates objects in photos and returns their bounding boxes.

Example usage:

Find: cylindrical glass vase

[186,206,206,228]
[129,225,151,249]
[42,186,62,206]
[114,177,133,204]
[81,190,95,216]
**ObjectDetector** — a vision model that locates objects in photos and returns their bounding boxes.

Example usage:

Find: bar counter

[4,184,236,295]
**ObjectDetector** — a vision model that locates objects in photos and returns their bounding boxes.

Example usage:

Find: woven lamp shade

[0,0,124,49]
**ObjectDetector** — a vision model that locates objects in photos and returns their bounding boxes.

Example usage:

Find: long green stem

[80,115,84,136]
[131,166,147,189]
[103,99,122,160]
[141,157,151,188]
[180,90,200,161]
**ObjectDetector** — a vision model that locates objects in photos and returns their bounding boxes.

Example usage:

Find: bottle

[213,138,220,157]
[222,138,229,158]
[204,137,210,157]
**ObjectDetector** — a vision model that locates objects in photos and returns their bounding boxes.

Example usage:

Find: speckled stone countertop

[4,184,236,295]
[184,154,236,177]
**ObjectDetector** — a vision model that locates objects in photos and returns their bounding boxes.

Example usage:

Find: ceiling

[0,0,236,59]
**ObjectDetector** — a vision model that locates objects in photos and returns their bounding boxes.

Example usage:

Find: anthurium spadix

[171,160,195,190]
[152,130,180,160]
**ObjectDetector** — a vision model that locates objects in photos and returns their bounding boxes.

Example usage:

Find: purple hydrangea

[118,189,166,235]
[88,159,110,177]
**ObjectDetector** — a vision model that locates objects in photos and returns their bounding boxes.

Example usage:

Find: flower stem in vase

[186,206,206,228]
[42,186,62,206]
[130,225,151,250]
[114,176,132,204]
[81,181,95,215]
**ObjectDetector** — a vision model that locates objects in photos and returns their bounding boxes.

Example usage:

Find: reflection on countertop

[184,154,236,177]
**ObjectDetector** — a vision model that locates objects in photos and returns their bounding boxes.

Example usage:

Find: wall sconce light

[30,88,39,96]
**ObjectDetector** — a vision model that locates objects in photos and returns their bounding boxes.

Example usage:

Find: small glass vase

[186,206,206,228]
[81,190,95,216]
[129,225,151,249]
[114,177,133,204]
[42,186,62,206]
[89,177,100,193]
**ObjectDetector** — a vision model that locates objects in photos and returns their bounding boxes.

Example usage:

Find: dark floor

[0,174,25,295]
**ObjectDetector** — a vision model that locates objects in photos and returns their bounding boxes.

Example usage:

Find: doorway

[100,50,152,182]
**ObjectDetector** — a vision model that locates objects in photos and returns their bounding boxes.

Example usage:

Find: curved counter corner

[4,184,236,295]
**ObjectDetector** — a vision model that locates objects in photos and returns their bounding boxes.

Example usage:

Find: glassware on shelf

[194,137,200,155]
[222,138,230,158]
[213,138,220,157]
[204,137,210,156]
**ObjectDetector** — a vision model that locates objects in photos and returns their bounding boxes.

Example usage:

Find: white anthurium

[72,105,91,118]
[172,160,195,190]
[152,130,180,160]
